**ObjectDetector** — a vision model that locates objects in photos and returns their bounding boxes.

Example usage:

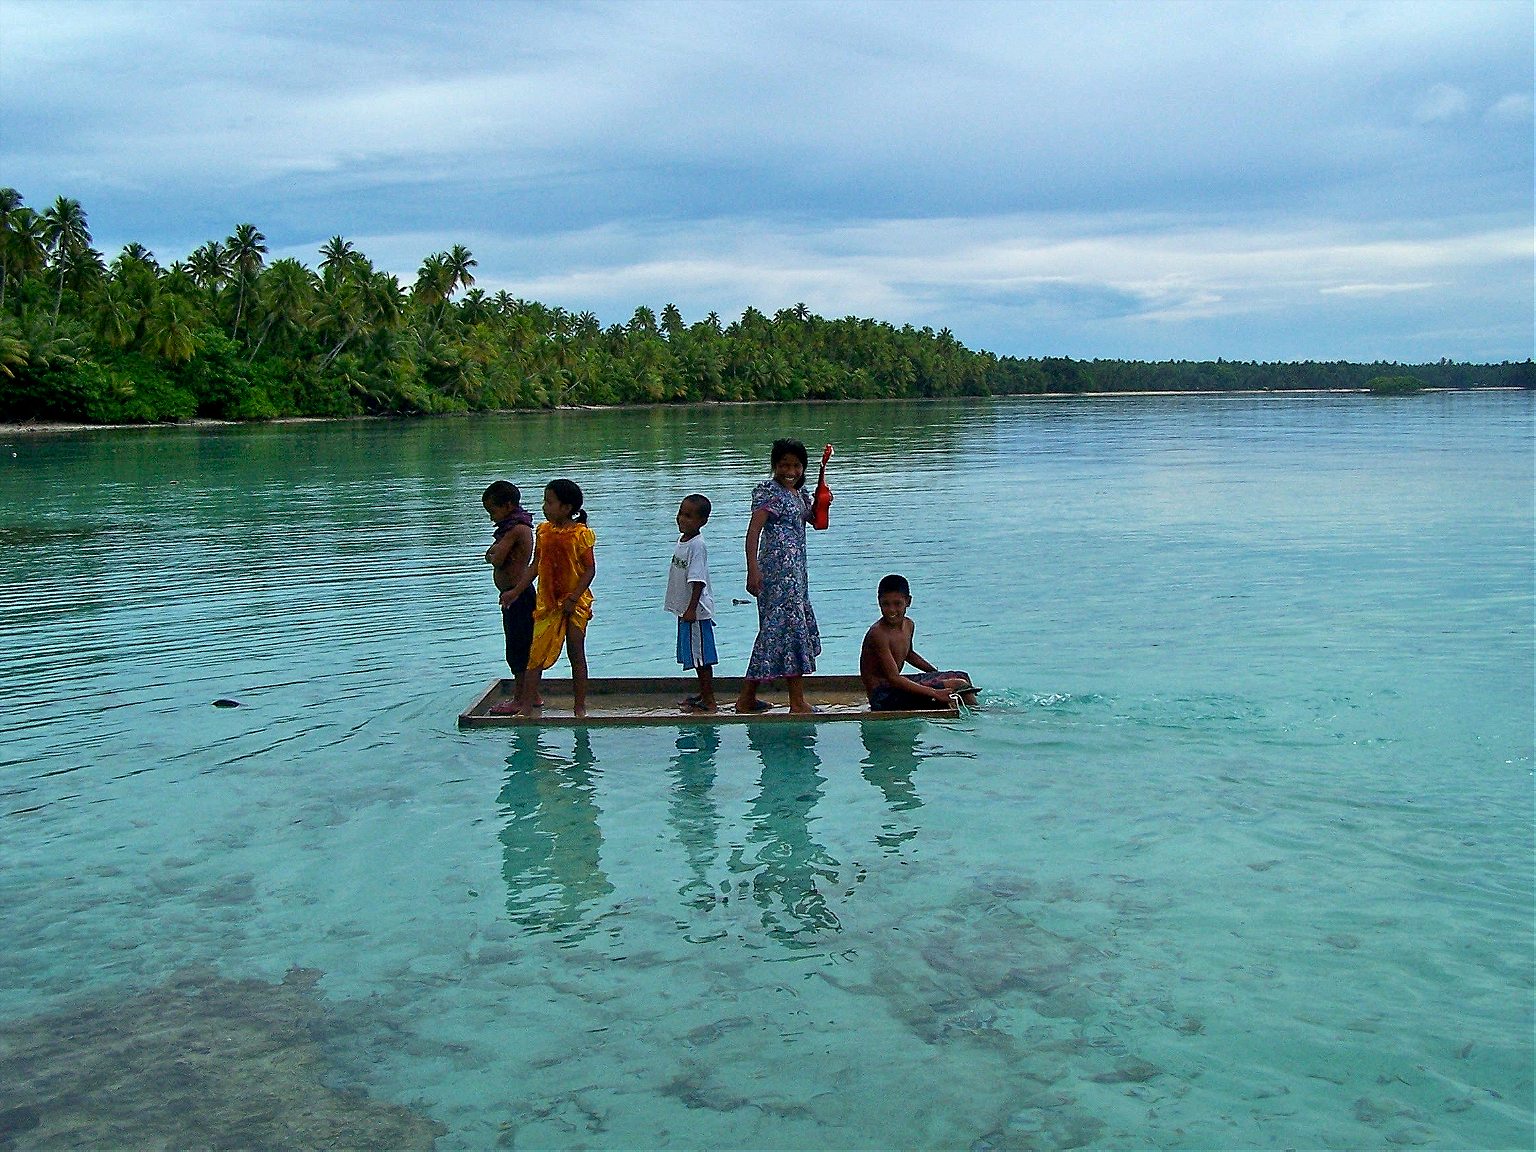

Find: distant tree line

[0,190,1529,424]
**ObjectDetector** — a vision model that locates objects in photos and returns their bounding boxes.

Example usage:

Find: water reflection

[666,726,722,915]
[859,719,925,854]
[496,729,615,946]
[731,725,843,950]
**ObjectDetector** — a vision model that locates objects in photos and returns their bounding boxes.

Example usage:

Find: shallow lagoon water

[1,393,1531,1149]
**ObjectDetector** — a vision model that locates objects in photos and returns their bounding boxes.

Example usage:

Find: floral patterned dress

[745,479,821,680]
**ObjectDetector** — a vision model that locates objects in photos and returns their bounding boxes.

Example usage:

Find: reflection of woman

[496,729,613,943]
[735,725,841,948]
[667,727,722,915]
[859,719,926,855]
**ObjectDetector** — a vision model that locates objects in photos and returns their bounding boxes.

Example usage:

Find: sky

[2,0,1531,362]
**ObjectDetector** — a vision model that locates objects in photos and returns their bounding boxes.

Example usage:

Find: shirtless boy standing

[859,573,977,711]
[482,480,538,713]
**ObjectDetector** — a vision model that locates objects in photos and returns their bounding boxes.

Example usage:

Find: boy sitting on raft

[860,573,978,711]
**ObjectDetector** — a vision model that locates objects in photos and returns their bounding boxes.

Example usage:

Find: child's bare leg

[695,665,716,711]
[786,674,812,714]
[734,679,759,713]
[514,667,539,707]
[567,628,588,717]
[519,668,544,716]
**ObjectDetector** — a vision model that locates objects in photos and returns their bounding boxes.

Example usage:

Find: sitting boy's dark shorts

[869,670,970,711]
[501,587,536,673]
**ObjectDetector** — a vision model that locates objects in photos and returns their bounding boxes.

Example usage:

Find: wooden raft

[457,675,961,728]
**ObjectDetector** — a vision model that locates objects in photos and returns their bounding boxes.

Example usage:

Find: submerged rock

[0,965,443,1149]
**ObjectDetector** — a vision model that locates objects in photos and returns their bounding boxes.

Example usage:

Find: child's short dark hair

[878,573,911,597]
[683,493,711,523]
[483,480,520,506]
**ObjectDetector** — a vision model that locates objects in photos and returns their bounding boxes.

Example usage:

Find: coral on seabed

[0,965,442,1149]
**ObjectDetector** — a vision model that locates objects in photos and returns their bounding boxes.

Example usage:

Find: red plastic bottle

[810,444,833,530]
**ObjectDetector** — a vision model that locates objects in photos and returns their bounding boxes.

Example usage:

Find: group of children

[483,438,973,718]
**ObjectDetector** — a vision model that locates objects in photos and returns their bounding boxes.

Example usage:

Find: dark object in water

[212,698,242,708]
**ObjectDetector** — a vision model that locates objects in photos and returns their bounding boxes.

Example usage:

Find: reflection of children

[524,479,597,717]
[665,494,718,712]
[736,438,823,715]
[860,574,976,711]
[482,481,537,714]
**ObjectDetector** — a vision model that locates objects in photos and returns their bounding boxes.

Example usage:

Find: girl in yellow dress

[523,479,597,716]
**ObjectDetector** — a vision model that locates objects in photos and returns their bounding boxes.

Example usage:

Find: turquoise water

[1,393,1531,1149]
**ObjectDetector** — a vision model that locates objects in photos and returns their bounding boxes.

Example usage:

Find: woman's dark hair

[545,478,588,524]
[770,438,809,489]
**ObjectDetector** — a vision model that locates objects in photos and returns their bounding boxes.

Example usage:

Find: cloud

[1414,83,1471,123]
[1,0,1530,361]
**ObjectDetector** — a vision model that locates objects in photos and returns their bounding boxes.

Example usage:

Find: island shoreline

[0,387,1524,437]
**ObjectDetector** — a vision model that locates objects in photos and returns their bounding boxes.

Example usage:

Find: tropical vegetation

[0,190,1529,424]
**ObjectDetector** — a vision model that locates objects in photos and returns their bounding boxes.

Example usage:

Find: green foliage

[1365,374,1426,395]
[0,188,1531,426]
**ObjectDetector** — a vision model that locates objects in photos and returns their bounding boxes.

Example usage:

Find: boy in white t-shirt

[665,493,718,711]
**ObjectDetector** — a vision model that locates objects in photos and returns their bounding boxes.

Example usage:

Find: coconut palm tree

[225,223,267,340]
[0,188,43,314]
[144,294,198,364]
[188,240,231,293]
[248,258,318,360]
[319,235,368,288]
[446,244,476,295]
[40,196,91,328]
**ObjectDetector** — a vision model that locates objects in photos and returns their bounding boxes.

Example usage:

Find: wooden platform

[457,675,962,728]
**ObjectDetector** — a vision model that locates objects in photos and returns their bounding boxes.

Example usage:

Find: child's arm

[743,507,769,596]
[561,546,596,615]
[499,556,534,607]
[907,626,939,675]
[681,580,705,623]
[485,535,515,566]
[497,526,536,606]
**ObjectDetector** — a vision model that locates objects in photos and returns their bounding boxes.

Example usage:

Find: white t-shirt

[664,535,714,620]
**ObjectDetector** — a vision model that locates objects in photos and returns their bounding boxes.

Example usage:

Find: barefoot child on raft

[860,573,977,711]
[522,479,597,718]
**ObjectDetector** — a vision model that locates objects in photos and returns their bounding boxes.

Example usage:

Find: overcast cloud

[2,0,1530,360]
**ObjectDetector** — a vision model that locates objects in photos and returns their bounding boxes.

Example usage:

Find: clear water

[1,393,1531,1149]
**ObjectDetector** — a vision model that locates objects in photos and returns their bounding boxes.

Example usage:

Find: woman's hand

[745,567,762,597]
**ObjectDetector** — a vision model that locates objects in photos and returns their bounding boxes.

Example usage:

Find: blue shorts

[676,618,718,670]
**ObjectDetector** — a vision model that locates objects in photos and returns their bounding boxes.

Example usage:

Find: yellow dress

[528,521,596,670]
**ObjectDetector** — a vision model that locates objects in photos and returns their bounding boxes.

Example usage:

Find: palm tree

[93,280,137,349]
[446,244,476,295]
[114,242,159,273]
[319,235,366,287]
[0,188,40,314]
[144,294,198,364]
[40,196,91,328]
[225,223,267,340]
[188,240,231,293]
[320,270,404,369]
[248,258,317,360]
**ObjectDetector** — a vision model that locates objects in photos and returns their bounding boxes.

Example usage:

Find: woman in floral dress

[736,438,822,714]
